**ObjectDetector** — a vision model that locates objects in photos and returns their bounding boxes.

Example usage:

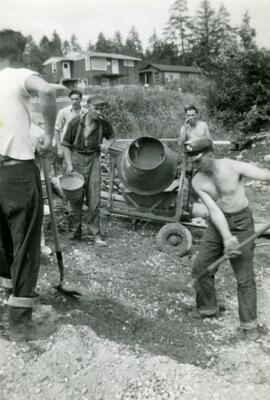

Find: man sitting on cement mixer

[62,96,115,246]
[185,138,270,340]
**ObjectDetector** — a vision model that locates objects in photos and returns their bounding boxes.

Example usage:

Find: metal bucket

[117,136,177,195]
[60,172,84,201]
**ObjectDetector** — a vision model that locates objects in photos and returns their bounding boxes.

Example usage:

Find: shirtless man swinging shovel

[185,138,270,339]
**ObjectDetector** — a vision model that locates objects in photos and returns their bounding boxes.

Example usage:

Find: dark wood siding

[43,62,62,83]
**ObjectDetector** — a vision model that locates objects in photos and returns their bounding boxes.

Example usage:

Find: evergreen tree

[164,0,190,55]
[112,31,124,53]
[189,0,218,69]
[213,4,236,53]
[70,34,82,52]
[50,30,63,56]
[24,35,43,73]
[87,40,95,51]
[238,11,256,50]
[125,26,143,58]
[145,30,179,64]
[62,40,71,55]
[39,35,52,62]
[95,32,113,52]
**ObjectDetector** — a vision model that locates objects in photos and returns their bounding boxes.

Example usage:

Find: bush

[90,86,205,139]
[205,47,270,136]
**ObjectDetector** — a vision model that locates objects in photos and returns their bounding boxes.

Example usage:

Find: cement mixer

[102,136,207,256]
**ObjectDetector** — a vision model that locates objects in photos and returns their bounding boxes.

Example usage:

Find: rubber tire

[156,223,193,257]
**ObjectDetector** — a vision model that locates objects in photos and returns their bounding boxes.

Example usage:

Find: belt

[224,207,250,218]
[0,159,33,167]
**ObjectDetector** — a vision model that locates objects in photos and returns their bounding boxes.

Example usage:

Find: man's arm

[177,126,187,147]
[233,159,270,182]
[192,182,233,241]
[204,122,211,140]
[61,117,79,174]
[62,145,73,174]
[100,120,116,153]
[55,110,65,157]
[25,75,56,154]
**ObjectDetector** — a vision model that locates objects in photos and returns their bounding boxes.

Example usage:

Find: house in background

[139,63,204,87]
[43,52,141,89]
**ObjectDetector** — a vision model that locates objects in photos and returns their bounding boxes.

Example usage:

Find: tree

[50,30,63,56]
[145,30,179,64]
[112,31,124,53]
[206,39,270,134]
[87,40,95,51]
[164,0,190,55]
[70,34,82,52]
[190,0,218,68]
[125,26,143,58]
[95,32,113,52]
[238,11,256,50]
[24,35,43,73]
[213,4,236,53]
[39,35,51,62]
[62,40,71,55]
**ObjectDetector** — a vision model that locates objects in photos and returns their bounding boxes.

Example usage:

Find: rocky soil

[1,139,270,400]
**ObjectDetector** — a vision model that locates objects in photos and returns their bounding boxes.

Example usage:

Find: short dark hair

[69,89,82,98]
[0,29,26,61]
[184,104,198,114]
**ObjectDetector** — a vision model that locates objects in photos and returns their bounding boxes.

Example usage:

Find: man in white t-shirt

[54,89,86,173]
[0,29,56,341]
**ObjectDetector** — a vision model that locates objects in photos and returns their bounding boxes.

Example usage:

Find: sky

[1,0,270,50]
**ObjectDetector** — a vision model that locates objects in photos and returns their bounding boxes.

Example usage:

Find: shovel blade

[55,283,82,297]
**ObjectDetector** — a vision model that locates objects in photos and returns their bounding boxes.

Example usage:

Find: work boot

[188,307,220,319]
[5,306,56,342]
[94,234,107,246]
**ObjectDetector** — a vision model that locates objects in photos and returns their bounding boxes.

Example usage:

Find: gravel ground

[1,139,270,400]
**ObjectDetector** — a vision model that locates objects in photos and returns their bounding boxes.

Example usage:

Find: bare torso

[193,158,249,213]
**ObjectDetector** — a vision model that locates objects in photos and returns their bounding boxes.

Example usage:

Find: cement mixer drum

[117,136,177,195]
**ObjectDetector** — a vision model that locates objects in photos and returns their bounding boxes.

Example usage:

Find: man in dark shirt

[62,96,115,246]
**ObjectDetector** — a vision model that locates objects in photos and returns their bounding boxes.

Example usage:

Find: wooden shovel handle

[196,221,270,281]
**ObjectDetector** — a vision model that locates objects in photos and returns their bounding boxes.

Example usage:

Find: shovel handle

[40,157,64,281]
[196,220,270,281]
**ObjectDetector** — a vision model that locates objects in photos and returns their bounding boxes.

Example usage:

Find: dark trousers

[192,207,257,326]
[70,152,101,237]
[0,163,43,298]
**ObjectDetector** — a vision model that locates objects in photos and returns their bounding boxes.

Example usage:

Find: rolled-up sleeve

[55,109,65,131]
[62,116,80,149]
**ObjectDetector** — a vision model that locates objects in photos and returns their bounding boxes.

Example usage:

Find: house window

[91,58,106,71]
[123,60,134,67]
[85,57,91,71]
[154,72,160,83]
[52,63,57,73]
[101,78,110,86]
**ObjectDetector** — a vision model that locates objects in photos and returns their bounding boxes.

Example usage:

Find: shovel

[195,221,270,281]
[169,221,270,293]
[41,156,82,297]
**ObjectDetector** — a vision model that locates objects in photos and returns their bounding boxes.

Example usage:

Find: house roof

[139,63,203,74]
[43,51,141,66]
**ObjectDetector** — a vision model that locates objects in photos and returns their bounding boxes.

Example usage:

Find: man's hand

[66,165,74,175]
[100,143,110,154]
[57,146,64,158]
[36,134,53,156]
[224,236,241,258]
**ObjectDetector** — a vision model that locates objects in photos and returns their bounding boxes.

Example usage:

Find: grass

[31,86,230,141]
